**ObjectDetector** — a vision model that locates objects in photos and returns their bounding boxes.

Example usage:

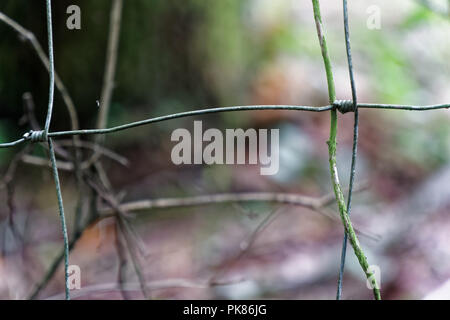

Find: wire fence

[0,0,449,300]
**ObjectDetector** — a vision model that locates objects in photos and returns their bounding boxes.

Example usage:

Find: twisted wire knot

[334,100,356,114]
[23,130,47,143]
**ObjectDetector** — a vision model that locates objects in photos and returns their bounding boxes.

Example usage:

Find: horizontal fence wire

[1,102,448,149]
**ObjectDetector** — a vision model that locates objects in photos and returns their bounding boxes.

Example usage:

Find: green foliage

[365,33,419,103]
[395,117,450,169]
[401,6,435,29]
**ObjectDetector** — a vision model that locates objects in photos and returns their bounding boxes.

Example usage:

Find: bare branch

[97,0,123,131]
[98,188,369,216]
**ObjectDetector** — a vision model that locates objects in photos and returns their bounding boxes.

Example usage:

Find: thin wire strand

[337,0,357,300]
[45,0,70,300]
[48,138,70,300]
[43,103,450,138]
[358,102,449,111]
[1,102,448,148]
[43,0,55,135]
[49,105,332,137]
[0,138,27,148]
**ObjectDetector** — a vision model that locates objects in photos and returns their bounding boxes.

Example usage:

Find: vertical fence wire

[337,0,359,300]
[44,0,70,300]
[44,0,55,136]
[49,138,70,300]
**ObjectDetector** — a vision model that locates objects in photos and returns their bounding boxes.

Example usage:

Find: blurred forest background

[0,0,449,299]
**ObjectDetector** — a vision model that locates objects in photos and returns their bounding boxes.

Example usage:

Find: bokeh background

[0,0,449,299]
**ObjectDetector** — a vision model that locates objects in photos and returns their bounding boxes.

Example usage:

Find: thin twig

[57,139,129,166]
[84,0,124,168]
[116,217,149,299]
[115,220,132,300]
[97,0,123,131]
[22,93,40,132]
[98,189,378,241]
[99,192,324,215]
[20,143,129,170]
[85,175,149,299]
[21,154,74,171]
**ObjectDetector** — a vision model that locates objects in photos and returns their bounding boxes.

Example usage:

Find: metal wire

[45,0,70,300]
[0,102,448,149]
[44,0,55,136]
[337,0,357,300]
[48,138,70,300]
